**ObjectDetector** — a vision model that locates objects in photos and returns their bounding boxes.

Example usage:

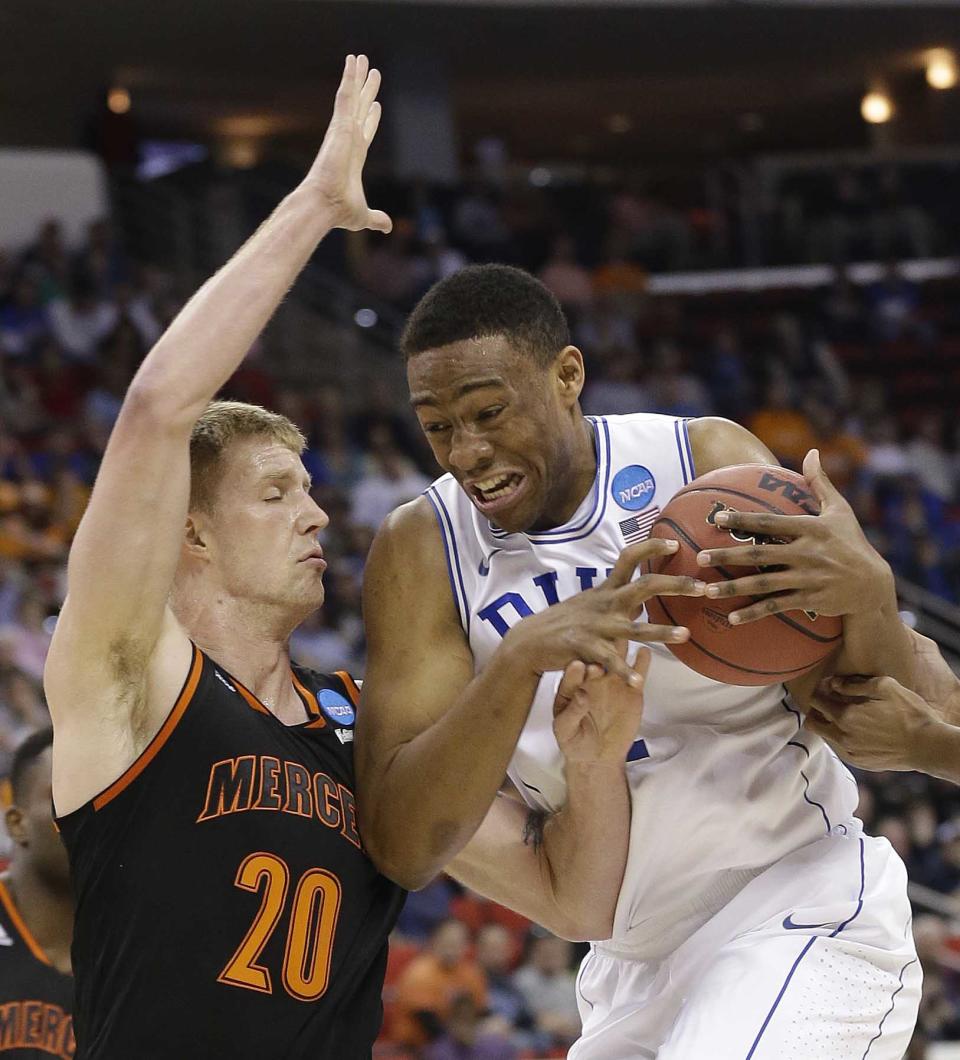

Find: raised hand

[694,448,891,626]
[503,538,706,688]
[303,55,392,234]
[553,648,650,764]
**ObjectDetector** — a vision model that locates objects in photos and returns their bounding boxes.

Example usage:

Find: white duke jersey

[426,413,860,960]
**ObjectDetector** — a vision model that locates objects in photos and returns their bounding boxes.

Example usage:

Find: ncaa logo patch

[611,465,657,511]
[318,688,356,726]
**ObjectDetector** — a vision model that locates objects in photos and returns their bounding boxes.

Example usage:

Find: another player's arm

[447,655,646,941]
[357,500,701,890]
[45,56,391,811]
[806,631,960,782]
[685,417,915,703]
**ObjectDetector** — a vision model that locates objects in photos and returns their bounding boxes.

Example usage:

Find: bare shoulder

[361,493,470,686]
[687,417,777,475]
[364,494,450,591]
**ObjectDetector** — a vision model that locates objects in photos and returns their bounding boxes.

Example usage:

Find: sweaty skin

[357,335,916,889]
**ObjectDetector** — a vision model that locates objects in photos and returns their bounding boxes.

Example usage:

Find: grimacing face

[192,438,329,616]
[407,336,588,534]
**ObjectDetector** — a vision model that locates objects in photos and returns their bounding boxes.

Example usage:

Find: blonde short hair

[189,400,306,512]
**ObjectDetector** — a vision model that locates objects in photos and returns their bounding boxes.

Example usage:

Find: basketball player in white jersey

[358,264,921,1058]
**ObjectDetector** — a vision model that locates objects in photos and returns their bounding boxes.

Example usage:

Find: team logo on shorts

[611,465,657,511]
[318,688,356,726]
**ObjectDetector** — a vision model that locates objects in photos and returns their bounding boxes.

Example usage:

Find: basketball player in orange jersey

[0,728,75,1059]
[41,59,655,1058]
[357,264,922,1057]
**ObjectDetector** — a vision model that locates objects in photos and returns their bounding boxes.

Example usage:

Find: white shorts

[571,830,920,1060]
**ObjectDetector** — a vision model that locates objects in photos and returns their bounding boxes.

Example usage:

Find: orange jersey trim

[231,680,271,716]
[333,671,360,707]
[0,881,50,966]
[93,644,203,811]
[291,672,323,724]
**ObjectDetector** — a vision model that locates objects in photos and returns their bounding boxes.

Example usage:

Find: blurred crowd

[3,190,960,1055]
[341,155,960,289]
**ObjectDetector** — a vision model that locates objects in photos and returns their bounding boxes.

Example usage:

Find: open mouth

[468,473,527,515]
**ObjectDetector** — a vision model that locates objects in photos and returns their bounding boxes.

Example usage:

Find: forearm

[837,561,915,688]
[539,762,630,939]
[448,763,630,941]
[915,721,960,785]
[362,647,542,889]
[132,187,335,421]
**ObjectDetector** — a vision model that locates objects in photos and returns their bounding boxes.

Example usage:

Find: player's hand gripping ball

[644,465,842,685]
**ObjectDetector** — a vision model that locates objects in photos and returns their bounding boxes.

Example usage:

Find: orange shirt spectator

[393,919,488,1047]
[747,379,817,471]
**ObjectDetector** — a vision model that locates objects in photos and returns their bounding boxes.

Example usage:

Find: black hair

[400,264,570,368]
[10,727,53,803]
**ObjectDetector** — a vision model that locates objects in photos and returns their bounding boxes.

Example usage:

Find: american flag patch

[619,506,661,544]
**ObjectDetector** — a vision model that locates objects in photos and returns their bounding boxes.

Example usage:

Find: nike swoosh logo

[782,914,837,931]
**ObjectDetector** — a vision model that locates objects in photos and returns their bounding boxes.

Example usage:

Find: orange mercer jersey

[56,645,405,1059]
[0,881,75,1059]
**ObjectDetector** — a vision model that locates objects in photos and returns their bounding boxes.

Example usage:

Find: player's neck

[185,609,310,724]
[530,414,598,532]
[5,864,73,975]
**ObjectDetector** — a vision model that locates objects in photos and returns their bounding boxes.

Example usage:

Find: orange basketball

[644,464,842,686]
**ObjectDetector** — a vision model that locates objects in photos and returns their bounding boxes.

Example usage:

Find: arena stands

[3,161,960,1053]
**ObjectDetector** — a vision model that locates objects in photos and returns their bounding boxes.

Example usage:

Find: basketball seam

[654,516,841,646]
[654,594,822,678]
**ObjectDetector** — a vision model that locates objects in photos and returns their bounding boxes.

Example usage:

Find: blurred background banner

[2,1,960,1056]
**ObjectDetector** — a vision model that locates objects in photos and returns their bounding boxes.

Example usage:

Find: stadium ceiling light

[861,90,893,125]
[107,87,131,115]
[926,49,958,90]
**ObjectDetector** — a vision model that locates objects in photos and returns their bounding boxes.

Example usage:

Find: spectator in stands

[592,234,648,318]
[647,341,712,419]
[47,269,118,363]
[538,235,594,319]
[818,267,865,343]
[0,480,69,566]
[574,292,636,360]
[580,348,652,417]
[396,878,457,943]
[75,218,129,295]
[872,168,935,261]
[863,416,911,484]
[349,423,430,532]
[906,414,955,503]
[474,924,539,1051]
[0,590,51,684]
[865,262,933,346]
[747,376,816,471]
[393,918,488,1048]
[0,274,48,359]
[801,397,867,494]
[424,992,518,1060]
[21,221,69,301]
[352,217,429,309]
[702,326,752,421]
[423,230,469,286]
[452,181,512,262]
[511,934,581,1051]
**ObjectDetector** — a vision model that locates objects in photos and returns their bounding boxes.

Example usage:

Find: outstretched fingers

[333,55,358,120]
[606,538,679,589]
